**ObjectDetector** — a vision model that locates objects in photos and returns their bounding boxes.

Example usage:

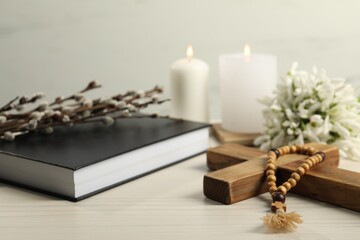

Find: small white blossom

[107,100,118,108]
[101,98,111,104]
[282,121,290,127]
[82,110,91,118]
[53,110,61,116]
[27,119,38,130]
[255,63,360,161]
[287,128,294,135]
[117,101,126,108]
[61,106,74,112]
[310,114,323,126]
[38,101,49,111]
[82,99,93,108]
[123,96,133,101]
[0,115,6,123]
[122,109,131,117]
[293,88,302,96]
[102,116,114,126]
[3,131,15,141]
[127,104,137,112]
[62,115,70,123]
[44,109,54,117]
[30,111,43,121]
[136,90,145,98]
[43,127,53,134]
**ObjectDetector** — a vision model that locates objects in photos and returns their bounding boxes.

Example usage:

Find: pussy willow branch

[0,81,169,141]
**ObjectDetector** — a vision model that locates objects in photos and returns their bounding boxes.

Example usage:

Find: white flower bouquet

[255,63,360,160]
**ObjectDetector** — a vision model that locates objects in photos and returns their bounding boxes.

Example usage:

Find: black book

[0,117,209,201]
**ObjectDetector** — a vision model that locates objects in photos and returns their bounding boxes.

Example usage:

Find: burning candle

[170,45,209,122]
[219,45,277,133]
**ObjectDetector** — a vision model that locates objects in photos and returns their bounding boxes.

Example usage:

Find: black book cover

[0,117,209,200]
[0,117,208,169]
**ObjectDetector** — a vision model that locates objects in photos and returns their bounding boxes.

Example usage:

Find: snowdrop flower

[310,114,323,126]
[255,63,360,161]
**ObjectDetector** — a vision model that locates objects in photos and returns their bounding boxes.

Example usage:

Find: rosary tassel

[262,208,302,231]
[263,146,326,231]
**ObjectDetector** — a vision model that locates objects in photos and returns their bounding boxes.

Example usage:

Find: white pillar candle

[219,45,277,133]
[170,45,209,122]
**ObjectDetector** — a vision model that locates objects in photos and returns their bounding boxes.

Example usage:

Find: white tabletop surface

[0,138,359,240]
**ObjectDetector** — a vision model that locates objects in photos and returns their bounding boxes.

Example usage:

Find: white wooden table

[0,139,359,240]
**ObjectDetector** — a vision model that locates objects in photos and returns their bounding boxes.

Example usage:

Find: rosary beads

[262,145,326,231]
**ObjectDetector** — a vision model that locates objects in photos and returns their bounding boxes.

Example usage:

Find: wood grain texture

[0,139,359,239]
[212,124,260,145]
[203,143,360,212]
[279,161,360,211]
[207,143,338,170]
[207,143,263,170]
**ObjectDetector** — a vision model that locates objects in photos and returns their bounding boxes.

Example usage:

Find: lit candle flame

[244,44,251,62]
[186,45,194,61]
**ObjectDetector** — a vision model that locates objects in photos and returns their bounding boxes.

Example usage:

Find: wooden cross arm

[278,160,360,212]
[206,143,339,170]
[206,143,266,170]
[204,143,338,204]
[204,143,360,212]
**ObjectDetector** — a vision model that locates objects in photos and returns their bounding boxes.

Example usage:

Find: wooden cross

[203,143,360,212]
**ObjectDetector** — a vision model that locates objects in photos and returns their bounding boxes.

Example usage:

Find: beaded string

[262,145,326,231]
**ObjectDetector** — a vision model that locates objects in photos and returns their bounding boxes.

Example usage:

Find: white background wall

[1,0,360,119]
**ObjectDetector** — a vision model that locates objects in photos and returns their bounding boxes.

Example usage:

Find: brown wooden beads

[266,145,325,212]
